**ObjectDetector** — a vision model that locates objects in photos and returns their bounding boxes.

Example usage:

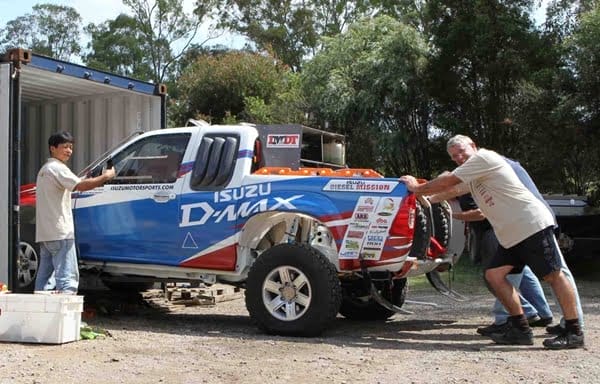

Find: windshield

[77,130,144,178]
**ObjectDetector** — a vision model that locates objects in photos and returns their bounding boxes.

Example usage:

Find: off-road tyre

[245,243,342,337]
[339,278,408,321]
[431,201,451,248]
[409,200,431,260]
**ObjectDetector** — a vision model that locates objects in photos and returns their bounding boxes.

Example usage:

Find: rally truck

[19,121,464,336]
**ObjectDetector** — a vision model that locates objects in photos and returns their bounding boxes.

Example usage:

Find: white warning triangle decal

[182,232,199,249]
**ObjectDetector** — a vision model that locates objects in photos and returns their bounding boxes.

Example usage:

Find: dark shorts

[487,226,562,279]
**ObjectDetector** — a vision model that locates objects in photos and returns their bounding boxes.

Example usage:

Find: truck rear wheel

[339,278,407,321]
[245,243,342,336]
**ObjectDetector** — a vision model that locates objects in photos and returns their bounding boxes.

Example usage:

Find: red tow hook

[427,237,446,258]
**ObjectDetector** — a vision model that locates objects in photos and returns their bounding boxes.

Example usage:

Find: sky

[0,0,248,50]
[0,0,549,51]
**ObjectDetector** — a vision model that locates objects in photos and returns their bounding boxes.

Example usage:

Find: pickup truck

[18,121,464,336]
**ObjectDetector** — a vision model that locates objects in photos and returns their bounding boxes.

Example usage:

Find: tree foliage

[113,0,219,83]
[425,0,543,153]
[83,14,153,80]
[172,51,294,125]
[0,3,82,60]
[217,0,376,71]
[302,16,432,175]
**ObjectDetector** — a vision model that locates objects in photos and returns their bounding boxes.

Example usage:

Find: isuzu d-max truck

[20,121,464,336]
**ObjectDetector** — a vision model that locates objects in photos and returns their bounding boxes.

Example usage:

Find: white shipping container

[0,293,83,344]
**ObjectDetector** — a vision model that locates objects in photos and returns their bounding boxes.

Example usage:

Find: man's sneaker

[528,316,553,327]
[546,324,566,335]
[489,325,534,345]
[543,331,584,350]
[477,322,509,336]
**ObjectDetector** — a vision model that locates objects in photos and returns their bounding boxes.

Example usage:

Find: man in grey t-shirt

[400,134,583,350]
[35,131,115,293]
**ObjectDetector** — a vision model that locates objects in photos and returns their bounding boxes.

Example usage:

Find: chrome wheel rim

[18,241,38,287]
[262,265,312,321]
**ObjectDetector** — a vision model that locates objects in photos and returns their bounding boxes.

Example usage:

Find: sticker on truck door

[322,180,398,193]
[339,196,403,260]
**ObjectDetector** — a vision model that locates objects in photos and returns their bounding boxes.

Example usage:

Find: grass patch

[408,255,489,295]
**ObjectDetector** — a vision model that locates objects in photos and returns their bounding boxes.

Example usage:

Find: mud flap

[426,270,467,301]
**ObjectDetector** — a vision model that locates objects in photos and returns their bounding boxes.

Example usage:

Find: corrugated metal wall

[21,92,161,183]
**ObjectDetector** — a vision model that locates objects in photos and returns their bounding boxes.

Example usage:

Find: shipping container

[0,48,166,290]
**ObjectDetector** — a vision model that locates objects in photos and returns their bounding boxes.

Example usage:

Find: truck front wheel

[245,243,342,336]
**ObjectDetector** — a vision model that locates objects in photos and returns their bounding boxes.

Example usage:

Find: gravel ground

[0,277,598,384]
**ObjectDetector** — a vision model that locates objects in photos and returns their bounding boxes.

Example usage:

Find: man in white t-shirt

[35,131,115,294]
[400,134,583,350]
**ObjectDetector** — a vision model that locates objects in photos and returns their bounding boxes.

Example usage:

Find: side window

[191,134,239,190]
[107,133,191,185]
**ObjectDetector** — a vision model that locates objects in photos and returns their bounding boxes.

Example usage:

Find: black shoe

[528,316,553,327]
[543,331,584,350]
[546,324,566,335]
[477,322,509,336]
[489,325,534,345]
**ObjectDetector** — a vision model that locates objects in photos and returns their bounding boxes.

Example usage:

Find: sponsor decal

[367,228,388,235]
[339,196,403,261]
[323,180,398,193]
[356,205,375,213]
[214,183,271,203]
[340,250,360,259]
[344,240,361,250]
[361,252,378,260]
[353,212,370,221]
[109,184,175,191]
[346,230,366,239]
[266,134,300,148]
[180,195,302,227]
[377,198,396,216]
[364,234,385,248]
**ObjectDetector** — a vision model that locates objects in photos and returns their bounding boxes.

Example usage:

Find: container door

[0,64,10,285]
[73,132,191,265]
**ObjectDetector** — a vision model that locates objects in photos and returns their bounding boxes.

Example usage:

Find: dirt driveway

[1,278,598,384]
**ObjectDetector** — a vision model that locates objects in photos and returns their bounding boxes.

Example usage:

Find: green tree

[560,2,600,200]
[302,16,431,176]
[424,0,547,155]
[217,0,375,71]
[0,3,82,60]
[172,51,294,124]
[119,0,219,83]
[83,14,153,80]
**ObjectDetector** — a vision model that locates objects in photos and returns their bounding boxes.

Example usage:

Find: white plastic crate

[0,293,84,344]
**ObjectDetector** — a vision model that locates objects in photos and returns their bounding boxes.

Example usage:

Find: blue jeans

[34,239,79,293]
[553,237,584,328]
[493,267,552,324]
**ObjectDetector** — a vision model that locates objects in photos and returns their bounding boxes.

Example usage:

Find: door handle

[153,191,176,203]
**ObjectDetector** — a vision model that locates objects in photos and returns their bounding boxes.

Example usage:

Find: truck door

[74,132,191,265]
[176,132,242,271]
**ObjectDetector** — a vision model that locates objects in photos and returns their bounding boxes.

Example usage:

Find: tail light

[389,194,416,237]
